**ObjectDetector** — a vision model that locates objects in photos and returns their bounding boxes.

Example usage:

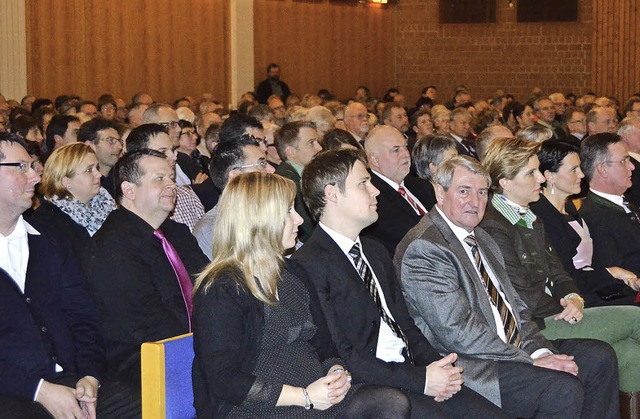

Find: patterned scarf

[48,187,116,236]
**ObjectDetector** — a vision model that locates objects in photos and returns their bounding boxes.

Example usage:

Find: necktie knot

[464,234,477,249]
[153,229,165,240]
[349,242,362,260]
[397,186,407,196]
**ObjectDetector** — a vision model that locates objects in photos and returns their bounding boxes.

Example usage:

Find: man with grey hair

[580,132,640,274]
[618,117,640,206]
[533,97,566,140]
[343,102,370,146]
[549,92,567,123]
[587,106,618,136]
[395,155,619,418]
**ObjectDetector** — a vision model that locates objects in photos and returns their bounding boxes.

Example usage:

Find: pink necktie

[154,229,193,331]
[398,186,425,216]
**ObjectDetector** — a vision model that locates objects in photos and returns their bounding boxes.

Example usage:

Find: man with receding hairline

[344,102,370,146]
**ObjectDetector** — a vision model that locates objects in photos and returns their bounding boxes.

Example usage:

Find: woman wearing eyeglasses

[32,143,116,273]
[176,120,209,182]
[192,172,410,418]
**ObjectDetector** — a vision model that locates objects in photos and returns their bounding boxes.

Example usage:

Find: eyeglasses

[234,159,270,171]
[603,156,631,166]
[100,136,123,147]
[348,113,369,120]
[246,134,268,148]
[180,130,196,137]
[0,161,39,174]
[159,121,180,131]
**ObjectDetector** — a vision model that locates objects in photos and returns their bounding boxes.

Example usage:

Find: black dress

[193,266,360,419]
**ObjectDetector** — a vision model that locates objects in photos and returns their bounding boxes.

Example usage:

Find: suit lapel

[429,211,498,331]
[370,171,420,219]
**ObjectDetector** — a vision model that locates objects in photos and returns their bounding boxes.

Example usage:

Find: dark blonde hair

[482,137,540,194]
[41,142,96,199]
[194,172,297,304]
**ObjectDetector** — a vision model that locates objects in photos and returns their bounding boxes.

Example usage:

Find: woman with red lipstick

[480,137,640,399]
[191,172,410,419]
[531,140,639,307]
[32,142,116,272]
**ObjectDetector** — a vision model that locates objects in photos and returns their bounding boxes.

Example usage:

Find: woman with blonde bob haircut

[192,172,411,418]
[32,142,115,271]
[480,137,640,399]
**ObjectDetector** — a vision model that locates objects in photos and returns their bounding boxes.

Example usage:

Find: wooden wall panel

[592,0,640,102]
[26,0,229,105]
[254,0,395,101]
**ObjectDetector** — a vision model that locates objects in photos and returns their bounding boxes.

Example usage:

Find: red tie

[154,229,193,331]
[398,186,425,216]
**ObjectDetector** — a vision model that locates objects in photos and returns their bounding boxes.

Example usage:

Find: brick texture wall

[396,0,593,105]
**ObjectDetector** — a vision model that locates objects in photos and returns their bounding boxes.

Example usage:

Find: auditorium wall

[396,0,594,105]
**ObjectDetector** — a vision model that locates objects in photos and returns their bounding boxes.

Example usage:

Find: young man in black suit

[291,149,508,418]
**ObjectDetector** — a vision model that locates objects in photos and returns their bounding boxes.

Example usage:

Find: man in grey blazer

[395,156,619,418]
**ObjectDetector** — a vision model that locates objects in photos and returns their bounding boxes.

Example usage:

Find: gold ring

[571,316,578,322]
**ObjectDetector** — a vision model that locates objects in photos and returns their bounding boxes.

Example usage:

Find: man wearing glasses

[193,134,275,259]
[79,118,123,198]
[344,102,370,146]
[580,133,640,278]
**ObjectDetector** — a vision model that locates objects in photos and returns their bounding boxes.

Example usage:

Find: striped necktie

[398,186,425,216]
[464,234,521,347]
[349,243,414,363]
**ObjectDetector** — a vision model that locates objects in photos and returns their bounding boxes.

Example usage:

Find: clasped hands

[305,364,352,410]
[426,353,464,402]
[36,375,99,419]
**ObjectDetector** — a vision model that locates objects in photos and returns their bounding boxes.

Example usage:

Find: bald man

[362,126,433,255]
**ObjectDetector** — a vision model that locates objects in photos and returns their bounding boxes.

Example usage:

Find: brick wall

[396,0,593,105]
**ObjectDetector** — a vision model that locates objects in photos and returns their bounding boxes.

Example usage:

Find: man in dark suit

[533,97,567,141]
[292,149,509,418]
[255,63,291,104]
[618,117,640,207]
[580,132,640,275]
[362,125,432,255]
[395,155,619,418]
[447,108,478,159]
[274,121,322,243]
[87,150,209,392]
[0,134,132,418]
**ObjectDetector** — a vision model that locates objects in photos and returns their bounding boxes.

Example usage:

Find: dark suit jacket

[30,199,92,274]
[530,195,635,306]
[291,227,441,394]
[86,207,208,381]
[626,156,640,208]
[395,209,553,406]
[362,172,430,255]
[275,161,315,242]
[0,219,104,399]
[480,204,579,326]
[255,78,291,104]
[449,135,478,160]
[579,191,640,275]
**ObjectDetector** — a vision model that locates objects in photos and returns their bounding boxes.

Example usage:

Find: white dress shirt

[371,170,427,215]
[0,216,39,293]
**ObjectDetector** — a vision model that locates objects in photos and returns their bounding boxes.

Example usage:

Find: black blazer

[86,207,208,380]
[362,172,430,255]
[291,227,441,394]
[192,263,340,418]
[480,204,580,327]
[255,78,290,104]
[580,192,640,276]
[530,195,635,306]
[0,219,104,399]
[30,199,92,274]
[275,161,315,242]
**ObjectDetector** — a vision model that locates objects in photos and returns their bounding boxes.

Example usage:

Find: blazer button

[52,356,57,362]
[41,326,48,333]
[522,254,527,259]
[25,297,31,303]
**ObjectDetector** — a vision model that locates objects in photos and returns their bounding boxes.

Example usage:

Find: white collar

[319,222,360,256]
[434,205,475,242]
[2,216,40,239]
[590,188,625,207]
[371,170,404,191]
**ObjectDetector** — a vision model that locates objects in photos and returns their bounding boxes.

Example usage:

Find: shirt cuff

[423,368,429,394]
[531,348,553,359]
[33,379,44,401]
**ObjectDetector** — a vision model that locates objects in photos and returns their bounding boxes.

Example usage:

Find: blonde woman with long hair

[191,172,410,418]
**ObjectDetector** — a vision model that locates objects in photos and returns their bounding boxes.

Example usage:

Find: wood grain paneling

[254,0,395,101]
[26,0,229,105]
[592,0,640,102]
